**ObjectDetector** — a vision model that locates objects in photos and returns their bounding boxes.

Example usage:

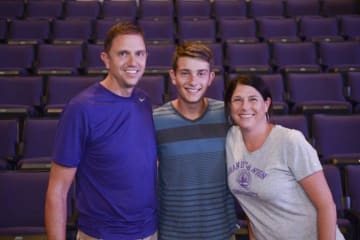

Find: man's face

[170,56,214,104]
[102,34,147,89]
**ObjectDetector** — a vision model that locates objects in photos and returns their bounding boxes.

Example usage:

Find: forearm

[247,218,255,240]
[45,193,68,240]
[317,203,337,240]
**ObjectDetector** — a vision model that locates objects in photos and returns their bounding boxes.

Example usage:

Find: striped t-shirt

[153,99,238,240]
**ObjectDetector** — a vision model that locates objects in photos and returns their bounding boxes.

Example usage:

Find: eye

[136,51,146,57]
[249,97,258,102]
[231,98,242,103]
[198,70,208,77]
[119,51,128,57]
[179,71,190,77]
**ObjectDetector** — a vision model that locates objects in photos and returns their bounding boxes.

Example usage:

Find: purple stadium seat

[347,72,360,113]
[212,0,247,20]
[175,0,212,20]
[63,1,100,20]
[299,16,343,42]
[102,0,137,22]
[345,165,360,213]
[177,18,217,44]
[84,44,107,75]
[257,16,300,43]
[0,119,18,169]
[26,0,63,20]
[137,75,166,108]
[286,73,352,114]
[218,18,258,44]
[323,165,355,240]
[248,0,284,18]
[0,171,76,237]
[35,44,83,75]
[0,44,34,76]
[52,19,92,45]
[257,73,288,114]
[17,119,58,169]
[285,0,320,18]
[272,42,321,73]
[7,19,51,45]
[139,0,174,20]
[312,114,360,164]
[0,171,49,236]
[145,43,175,75]
[138,18,175,44]
[340,15,360,41]
[0,1,24,20]
[322,0,355,17]
[319,41,360,72]
[0,76,43,117]
[225,43,271,74]
[270,115,309,139]
[44,75,102,116]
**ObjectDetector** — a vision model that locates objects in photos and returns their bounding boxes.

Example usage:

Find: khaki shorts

[76,230,158,240]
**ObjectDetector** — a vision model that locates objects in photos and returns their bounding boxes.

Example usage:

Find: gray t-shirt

[226,125,344,240]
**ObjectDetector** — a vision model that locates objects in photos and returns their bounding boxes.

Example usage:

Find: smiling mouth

[125,69,138,74]
[239,113,255,119]
[185,87,201,93]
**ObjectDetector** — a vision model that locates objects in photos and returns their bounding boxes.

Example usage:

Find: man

[153,42,238,239]
[45,23,158,240]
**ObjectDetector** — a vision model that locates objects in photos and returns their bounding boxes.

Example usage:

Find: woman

[224,75,344,240]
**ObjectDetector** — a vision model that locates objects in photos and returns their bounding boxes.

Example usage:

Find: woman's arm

[299,170,337,240]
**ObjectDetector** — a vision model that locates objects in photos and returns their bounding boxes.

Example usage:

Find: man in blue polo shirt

[45,23,158,240]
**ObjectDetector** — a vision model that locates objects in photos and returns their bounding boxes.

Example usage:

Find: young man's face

[101,34,147,89]
[170,56,215,104]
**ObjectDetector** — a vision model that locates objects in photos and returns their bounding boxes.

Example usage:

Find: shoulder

[208,98,225,111]
[153,102,173,117]
[226,125,241,142]
[274,125,316,156]
[62,83,103,118]
[273,125,307,145]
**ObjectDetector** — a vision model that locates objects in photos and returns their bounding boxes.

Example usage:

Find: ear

[207,71,215,87]
[264,97,272,112]
[100,52,110,69]
[169,69,176,85]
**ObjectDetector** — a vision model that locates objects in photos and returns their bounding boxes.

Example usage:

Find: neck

[172,98,208,120]
[100,76,134,97]
[241,122,273,152]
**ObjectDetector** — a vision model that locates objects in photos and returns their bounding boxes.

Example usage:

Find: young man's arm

[45,162,77,240]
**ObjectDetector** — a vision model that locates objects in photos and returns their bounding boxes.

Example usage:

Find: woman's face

[229,83,271,132]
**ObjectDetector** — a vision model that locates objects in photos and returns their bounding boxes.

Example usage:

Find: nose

[127,54,136,66]
[187,73,198,84]
[240,99,250,109]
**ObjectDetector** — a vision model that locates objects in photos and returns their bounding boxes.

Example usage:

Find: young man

[45,23,158,240]
[153,42,238,239]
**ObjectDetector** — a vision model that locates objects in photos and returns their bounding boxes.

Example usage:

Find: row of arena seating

[0,72,360,117]
[0,113,359,170]
[1,165,358,239]
[1,41,360,76]
[1,15,360,45]
[0,0,358,21]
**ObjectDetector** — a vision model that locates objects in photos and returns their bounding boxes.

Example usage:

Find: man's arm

[45,161,77,240]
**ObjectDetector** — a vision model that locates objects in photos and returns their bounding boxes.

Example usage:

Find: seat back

[137,75,166,108]
[102,0,137,22]
[312,114,360,160]
[36,44,83,75]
